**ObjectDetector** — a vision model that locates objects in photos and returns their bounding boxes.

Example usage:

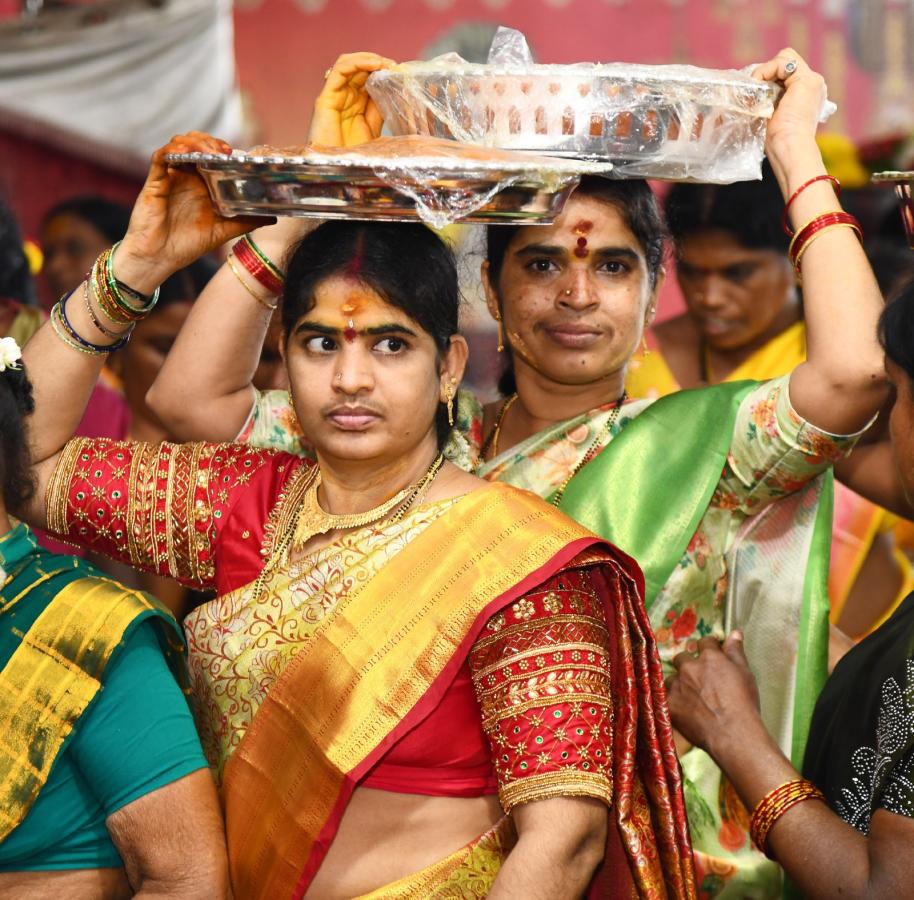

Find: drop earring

[444,377,457,427]
[287,388,300,424]
[494,311,505,353]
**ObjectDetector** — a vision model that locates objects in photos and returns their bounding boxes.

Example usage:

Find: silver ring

[784,59,798,76]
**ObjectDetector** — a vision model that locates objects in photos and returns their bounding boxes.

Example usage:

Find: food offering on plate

[367,27,833,184]
[165,135,615,228]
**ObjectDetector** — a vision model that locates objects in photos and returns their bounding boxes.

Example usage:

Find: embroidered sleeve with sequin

[468,565,613,812]
[45,437,276,588]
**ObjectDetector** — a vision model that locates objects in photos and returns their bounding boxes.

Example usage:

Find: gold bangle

[226,255,278,312]
[749,779,825,859]
[787,215,826,261]
[794,222,863,279]
[84,279,121,339]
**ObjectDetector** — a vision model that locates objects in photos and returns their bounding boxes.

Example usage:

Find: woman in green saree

[665,279,914,898]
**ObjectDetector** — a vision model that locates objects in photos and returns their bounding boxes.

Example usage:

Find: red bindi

[343,319,357,343]
[571,220,592,258]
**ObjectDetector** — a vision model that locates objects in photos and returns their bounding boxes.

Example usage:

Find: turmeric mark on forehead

[572,220,593,236]
[341,293,366,341]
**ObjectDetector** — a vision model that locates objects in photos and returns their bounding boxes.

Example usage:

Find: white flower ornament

[0,337,22,372]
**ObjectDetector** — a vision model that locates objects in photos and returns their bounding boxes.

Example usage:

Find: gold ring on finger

[324,68,332,79]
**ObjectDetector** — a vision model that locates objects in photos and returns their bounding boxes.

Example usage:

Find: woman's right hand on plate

[115,131,267,296]
[309,52,396,148]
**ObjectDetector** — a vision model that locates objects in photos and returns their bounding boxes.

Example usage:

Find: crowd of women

[1,44,914,900]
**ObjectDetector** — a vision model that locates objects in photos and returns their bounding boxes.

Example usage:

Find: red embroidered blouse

[46,437,617,811]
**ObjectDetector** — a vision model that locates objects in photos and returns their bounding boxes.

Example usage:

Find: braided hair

[0,360,35,511]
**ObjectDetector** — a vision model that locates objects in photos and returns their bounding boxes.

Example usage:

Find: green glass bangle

[106,240,160,316]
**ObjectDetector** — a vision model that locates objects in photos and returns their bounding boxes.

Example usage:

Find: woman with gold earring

[14,129,695,898]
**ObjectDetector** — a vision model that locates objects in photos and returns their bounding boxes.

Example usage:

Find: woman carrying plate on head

[625,166,913,646]
[663,282,914,898]
[15,130,695,898]
[145,50,888,897]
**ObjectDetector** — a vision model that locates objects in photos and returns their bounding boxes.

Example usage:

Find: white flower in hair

[0,337,22,372]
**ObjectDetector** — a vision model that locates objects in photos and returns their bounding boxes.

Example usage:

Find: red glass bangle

[782,175,841,236]
[788,211,862,269]
[749,779,825,859]
[232,239,284,296]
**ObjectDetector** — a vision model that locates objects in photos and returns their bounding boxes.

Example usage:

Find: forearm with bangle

[50,242,163,357]
[223,235,285,312]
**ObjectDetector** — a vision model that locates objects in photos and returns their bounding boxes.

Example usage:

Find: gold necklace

[551,393,626,508]
[291,454,445,553]
[482,393,518,460]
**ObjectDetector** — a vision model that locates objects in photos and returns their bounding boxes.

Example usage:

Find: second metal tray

[165,149,614,226]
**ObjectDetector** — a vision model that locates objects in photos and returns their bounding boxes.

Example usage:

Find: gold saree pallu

[222,484,599,898]
[219,483,695,899]
[0,576,178,839]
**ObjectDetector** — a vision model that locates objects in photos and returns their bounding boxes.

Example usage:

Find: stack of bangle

[749,778,826,859]
[231,235,284,299]
[788,211,863,280]
[91,242,160,326]
[226,255,278,312]
[51,289,132,355]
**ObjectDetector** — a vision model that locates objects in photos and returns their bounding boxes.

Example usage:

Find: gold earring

[494,312,505,353]
[287,389,300,423]
[444,378,457,427]
[639,334,651,357]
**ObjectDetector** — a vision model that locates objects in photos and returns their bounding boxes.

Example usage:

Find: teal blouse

[0,525,207,871]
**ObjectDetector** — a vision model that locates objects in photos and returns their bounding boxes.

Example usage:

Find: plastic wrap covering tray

[165,136,614,228]
[367,27,780,183]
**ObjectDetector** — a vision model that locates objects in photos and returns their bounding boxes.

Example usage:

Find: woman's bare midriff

[305,786,504,898]
[0,867,131,900]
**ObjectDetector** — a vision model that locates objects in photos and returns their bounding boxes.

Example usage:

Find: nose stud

[564,288,573,296]
[336,373,343,382]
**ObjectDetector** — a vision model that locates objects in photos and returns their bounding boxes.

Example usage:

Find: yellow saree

[215,483,694,899]
[44,437,696,899]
